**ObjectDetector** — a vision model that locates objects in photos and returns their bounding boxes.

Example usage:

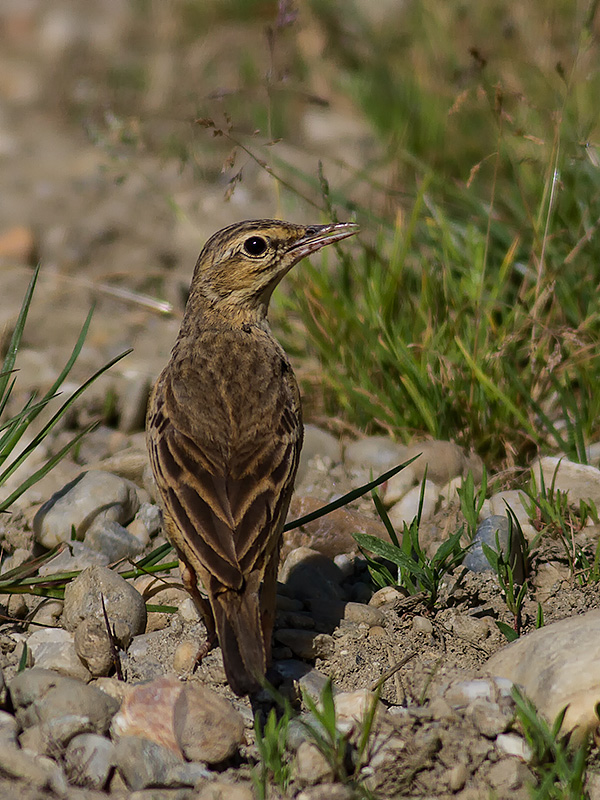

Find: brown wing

[147,329,302,593]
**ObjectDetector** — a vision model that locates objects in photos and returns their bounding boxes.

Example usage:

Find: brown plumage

[146,219,358,695]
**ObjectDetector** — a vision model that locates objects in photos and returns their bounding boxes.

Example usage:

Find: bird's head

[187,219,358,323]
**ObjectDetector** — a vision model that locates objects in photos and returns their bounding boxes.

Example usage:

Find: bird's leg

[179,558,218,663]
[260,546,281,667]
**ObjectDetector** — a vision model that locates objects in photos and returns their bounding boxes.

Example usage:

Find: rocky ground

[2,3,600,799]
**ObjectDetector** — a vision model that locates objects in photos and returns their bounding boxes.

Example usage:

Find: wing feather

[147,330,302,592]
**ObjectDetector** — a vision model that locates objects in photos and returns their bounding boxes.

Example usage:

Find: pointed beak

[288,222,359,261]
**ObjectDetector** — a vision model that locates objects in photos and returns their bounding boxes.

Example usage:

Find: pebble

[496,732,532,761]
[448,762,468,792]
[344,436,408,471]
[37,541,110,574]
[175,684,245,764]
[333,689,385,736]
[486,609,600,742]
[485,490,535,541]
[469,699,512,738]
[10,668,119,740]
[297,668,332,703]
[295,740,334,785]
[112,675,244,764]
[412,615,433,635]
[342,601,384,627]
[132,501,162,536]
[84,518,146,561]
[296,785,356,800]
[196,781,255,800]
[29,598,64,627]
[173,640,198,674]
[532,456,600,508]
[133,575,187,632]
[27,627,92,682]
[0,711,18,747]
[117,373,151,434]
[73,616,123,677]
[387,480,440,528]
[295,424,342,486]
[369,586,402,607]
[464,515,526,584]
[381,463,416,506]
[445,679,495,708]
[274,630,335,660]
[114,736,183,790]
[33,470,141,548]
[405,440,469,485]
[487,758,534,792]
[64,732,116,789]
[0,743,68,793]
[62,565,147,640]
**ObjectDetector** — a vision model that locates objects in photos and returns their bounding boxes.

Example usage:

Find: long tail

[211,575,266,696]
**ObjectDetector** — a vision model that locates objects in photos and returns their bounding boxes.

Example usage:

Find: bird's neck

[178,293,272,339]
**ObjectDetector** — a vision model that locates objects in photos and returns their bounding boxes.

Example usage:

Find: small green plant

[252,708,291,799]
[457,467,488,540]
[512,686,591,799]
[524,464,599,585]
[300,679,350,782]
[482,508,529,640]
[0,265,130,513]
[354,473,470,607]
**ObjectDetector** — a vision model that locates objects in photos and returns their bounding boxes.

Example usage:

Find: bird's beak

[288,222,359,261]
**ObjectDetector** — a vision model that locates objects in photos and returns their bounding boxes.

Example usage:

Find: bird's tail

[211,575,266,696]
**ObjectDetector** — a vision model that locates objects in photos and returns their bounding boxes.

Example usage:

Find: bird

[146,218,358,695]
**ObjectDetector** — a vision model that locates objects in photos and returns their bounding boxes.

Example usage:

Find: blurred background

[1,0,600,471]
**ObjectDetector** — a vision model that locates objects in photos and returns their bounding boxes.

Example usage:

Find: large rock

[33,470,141,548]
[486,610,600,742]
[532,456,600,508]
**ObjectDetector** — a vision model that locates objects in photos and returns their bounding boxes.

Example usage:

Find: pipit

[147,218,358,695]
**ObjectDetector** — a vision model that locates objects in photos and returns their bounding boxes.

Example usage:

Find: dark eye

[243,236,267,256]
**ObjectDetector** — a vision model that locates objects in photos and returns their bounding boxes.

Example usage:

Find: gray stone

[65,732,115,789]
[9,668,119,734]
[488,758,534,791]
[62,565,147,639]
[297,668,332,704]
[33,470,141,548]
[464,515,526,584]
[295,424,342,486]
[37,541,110,575]
[387,480,440,528]
[84,517,145,560]
[344,436,408,471]
[26,627,91,682]
[114,735,183,790]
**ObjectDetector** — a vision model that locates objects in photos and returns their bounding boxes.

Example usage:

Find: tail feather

[211,575,266,696]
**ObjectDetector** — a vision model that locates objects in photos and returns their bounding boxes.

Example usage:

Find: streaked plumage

[147,219,358,695]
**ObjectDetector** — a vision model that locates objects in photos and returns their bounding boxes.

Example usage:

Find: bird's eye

[243,236,268,257]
